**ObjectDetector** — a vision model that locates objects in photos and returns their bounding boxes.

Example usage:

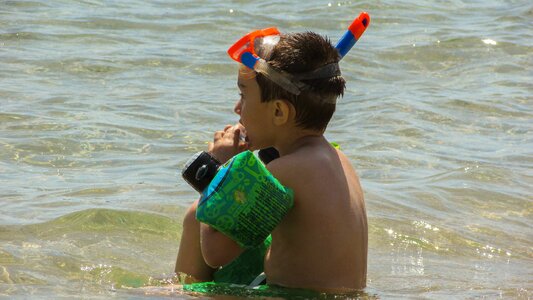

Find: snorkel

[335,12,370,59]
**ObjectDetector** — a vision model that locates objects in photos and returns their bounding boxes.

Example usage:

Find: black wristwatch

[181,151,221,193]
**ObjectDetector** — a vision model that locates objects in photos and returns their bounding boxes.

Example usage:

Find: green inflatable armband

[196,151,294,248]
[213,235,272,284]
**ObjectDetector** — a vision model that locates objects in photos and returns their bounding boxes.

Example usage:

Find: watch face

[195,164,209,181]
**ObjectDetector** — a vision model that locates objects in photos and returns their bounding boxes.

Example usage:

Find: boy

[175,30,367,292]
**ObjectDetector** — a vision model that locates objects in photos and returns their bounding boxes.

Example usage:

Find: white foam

[482,39,497,45]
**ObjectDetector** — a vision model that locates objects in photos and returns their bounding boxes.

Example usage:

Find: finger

[233,128,241,146]
[235,124,247,139]
[214,131,224,140]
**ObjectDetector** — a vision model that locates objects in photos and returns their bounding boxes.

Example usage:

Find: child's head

[255,32,346,132]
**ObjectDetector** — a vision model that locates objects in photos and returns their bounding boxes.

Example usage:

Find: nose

[233,99,242,115]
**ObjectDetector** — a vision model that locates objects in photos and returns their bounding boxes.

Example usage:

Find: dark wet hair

[256,32,346,131]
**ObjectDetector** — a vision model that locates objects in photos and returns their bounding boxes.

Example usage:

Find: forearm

[200,223,244,268]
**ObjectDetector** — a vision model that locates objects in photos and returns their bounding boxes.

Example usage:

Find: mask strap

[291,63,341,81]
[257,62,342,96]
[255,59,308,95]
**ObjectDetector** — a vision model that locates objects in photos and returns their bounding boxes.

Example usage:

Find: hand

[207,124,248,163]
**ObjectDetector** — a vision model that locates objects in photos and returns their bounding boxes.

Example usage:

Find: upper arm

[200,223,243,268]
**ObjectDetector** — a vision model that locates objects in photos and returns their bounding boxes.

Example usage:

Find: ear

[271,99,291,126]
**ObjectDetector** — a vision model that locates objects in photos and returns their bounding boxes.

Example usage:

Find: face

[234,67,274,150]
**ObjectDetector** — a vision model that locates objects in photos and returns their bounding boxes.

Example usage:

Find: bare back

[264,138,367,292]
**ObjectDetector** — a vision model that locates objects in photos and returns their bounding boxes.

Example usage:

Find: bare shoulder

[335,149,361,178]
[265,144,355,188]
[265,152,304,188]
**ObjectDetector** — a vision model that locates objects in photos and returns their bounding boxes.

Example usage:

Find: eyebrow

[238,81,247,89]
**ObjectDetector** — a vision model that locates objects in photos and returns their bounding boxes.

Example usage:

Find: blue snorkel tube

[335,12,370,59]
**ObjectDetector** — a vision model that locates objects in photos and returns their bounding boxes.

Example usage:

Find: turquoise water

[1,0,532,298]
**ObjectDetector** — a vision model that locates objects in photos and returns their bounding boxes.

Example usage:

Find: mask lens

[253,35,280,58]
[228,28,280,63]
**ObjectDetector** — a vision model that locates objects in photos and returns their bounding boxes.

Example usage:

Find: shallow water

[1,0,532,298]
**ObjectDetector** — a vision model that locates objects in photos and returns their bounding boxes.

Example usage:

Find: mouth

[237,121,249,143]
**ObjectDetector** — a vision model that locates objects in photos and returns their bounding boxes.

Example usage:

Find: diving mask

[227,12,370,95]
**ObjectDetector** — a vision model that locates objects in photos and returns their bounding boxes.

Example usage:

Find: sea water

[1,0,532,298]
